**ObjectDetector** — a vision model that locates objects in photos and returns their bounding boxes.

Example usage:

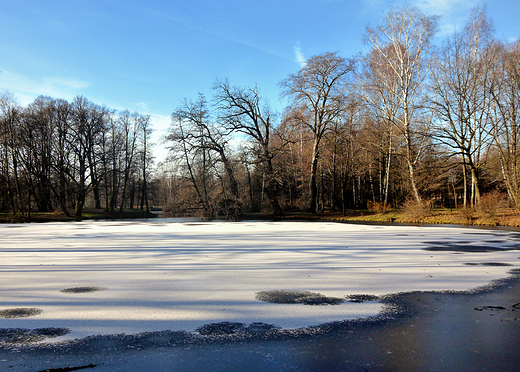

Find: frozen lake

[0,220,518,342]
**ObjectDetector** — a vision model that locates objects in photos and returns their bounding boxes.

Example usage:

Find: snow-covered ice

[0,220,518,341]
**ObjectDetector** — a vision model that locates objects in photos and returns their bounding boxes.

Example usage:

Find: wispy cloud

[134,102,150,111]
[0,70,90,105]
[293,44,307,68]
[412,0,472,14]
[411,0,479,34]
[43,77,91,89]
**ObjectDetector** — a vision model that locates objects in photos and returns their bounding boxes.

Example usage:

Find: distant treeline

[0,94,153,218]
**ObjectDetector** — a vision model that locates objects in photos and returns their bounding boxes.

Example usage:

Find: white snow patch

[0,221,518,341]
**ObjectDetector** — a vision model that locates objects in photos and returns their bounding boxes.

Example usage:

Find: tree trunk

[308,139,319,213]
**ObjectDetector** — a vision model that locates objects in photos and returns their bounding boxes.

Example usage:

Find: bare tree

[280,52,355,213]
[363,6,438,202]
[117,111,141,213]
[178,94,240,217]
[69,96,107,216]
[139,114,152,213]
[431,6,495,207]
[214,78,281,215]
[0,92,23,215]
[166,93,240,218]
[488,40,520,209]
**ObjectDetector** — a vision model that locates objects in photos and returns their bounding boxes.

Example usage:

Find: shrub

[476,191,509,223]
[367,201,390,214]
[459,207,475,225]
[403,199,432,223]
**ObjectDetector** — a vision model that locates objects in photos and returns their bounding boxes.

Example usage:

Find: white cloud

[412,0,471,14]
[293,45,307,68]
[43,77,90,89]
[411,0,479,35]
[0,70,90,105]
[134,102,150,111]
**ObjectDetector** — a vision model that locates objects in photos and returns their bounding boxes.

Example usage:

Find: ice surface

[0,220,518,341]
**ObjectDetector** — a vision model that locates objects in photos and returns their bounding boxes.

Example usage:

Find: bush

[367,201,390,214]
[476,191,509,223]
[403,199,432,223]
[460,207,474,225]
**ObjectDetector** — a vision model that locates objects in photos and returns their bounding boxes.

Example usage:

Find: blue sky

[1,0,519,161]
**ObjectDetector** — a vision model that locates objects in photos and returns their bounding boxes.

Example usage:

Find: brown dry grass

[326,207,520,227]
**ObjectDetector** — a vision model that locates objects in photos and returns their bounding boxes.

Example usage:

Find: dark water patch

[464,262,514,266]
[474,305,507,311]
[423,242,520,253]
[462,232,504,236]
[0,327,69,344]
[0,308,42,318]
[256,290,344,305]
[345,294,380,303]
[38,363,96,372]
[60,287,106,294]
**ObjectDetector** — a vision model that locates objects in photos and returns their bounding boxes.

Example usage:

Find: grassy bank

[311,207,520,227]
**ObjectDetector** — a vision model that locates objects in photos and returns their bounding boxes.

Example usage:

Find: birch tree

[364,6,438,202]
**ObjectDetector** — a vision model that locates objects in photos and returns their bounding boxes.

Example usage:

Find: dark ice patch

[60,287,106,294]
[0,327,69,344]
[197,322,246,336]
[196,322,280,336]
[423,241,520,253]
[256,290,344,305]
[37,363,96,371]
[464,262,513,266]
[0,307,43,318]
[345,294,380,303]
[474,306,507,311]
[246,322,280,333]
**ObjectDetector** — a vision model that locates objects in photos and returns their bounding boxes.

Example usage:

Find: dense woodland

[2,6,520,220]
